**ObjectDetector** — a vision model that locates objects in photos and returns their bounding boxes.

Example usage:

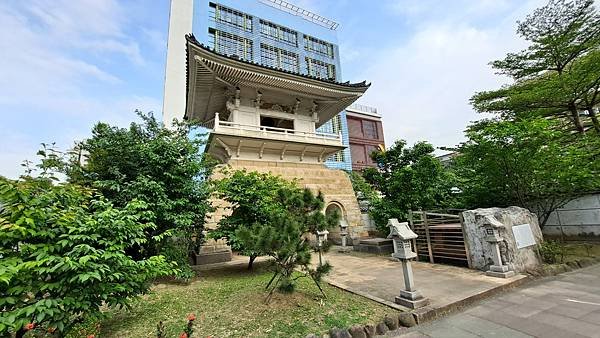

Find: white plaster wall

[162,0,193,126]
[543,193,600,237]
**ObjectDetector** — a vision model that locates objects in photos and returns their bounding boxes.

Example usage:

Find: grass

[562,242,600,262]
[90,265,395,338]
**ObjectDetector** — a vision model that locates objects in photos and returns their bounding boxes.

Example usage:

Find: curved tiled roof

[186,34,370,89]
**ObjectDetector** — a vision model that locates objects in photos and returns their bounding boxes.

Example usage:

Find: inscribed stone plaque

[512,223,536,249]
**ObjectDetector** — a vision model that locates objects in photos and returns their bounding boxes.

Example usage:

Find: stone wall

[462,207,543,273]
[207,159,367,241]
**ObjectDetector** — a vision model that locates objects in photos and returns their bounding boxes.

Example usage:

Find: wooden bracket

[259,142,266,159]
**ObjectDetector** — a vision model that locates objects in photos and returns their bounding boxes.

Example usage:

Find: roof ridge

[185,34,370,88]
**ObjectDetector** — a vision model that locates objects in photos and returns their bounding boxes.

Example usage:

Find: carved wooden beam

[215,137,231,158]
[259,142,266,159]
[236,140,242,157]
[280,145,287,160]
[318,148,326,162]
[300,146,307,161]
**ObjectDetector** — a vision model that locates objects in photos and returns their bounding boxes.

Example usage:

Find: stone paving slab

[315,249,527,321]
[396,264,600,338]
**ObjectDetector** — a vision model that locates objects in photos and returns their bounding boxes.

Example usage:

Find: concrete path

[318,250,525,316]
[395,264,600,338]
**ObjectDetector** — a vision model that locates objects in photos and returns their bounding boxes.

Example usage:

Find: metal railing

[347,103,378,115]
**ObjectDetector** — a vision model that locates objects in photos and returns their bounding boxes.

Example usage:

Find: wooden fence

[408,210,472,268]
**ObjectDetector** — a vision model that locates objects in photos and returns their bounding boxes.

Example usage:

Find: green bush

[0,176,175,336]
[539,240,566,264]
[233,172,339,298]
[64,111,215,265]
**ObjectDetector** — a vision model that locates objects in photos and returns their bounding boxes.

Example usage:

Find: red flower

[87,335,95,338]
[24,323,35,331]
[187,313,196,321]
[179,333,188,338]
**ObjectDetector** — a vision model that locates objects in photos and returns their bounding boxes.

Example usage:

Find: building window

[365,145,379,163]
[306,57,336,81]
[363,120,378,139]
[328,150,345,162]
[259,19,298,46]
[260,44,299,72]
[209,28,253,61]
[209,2,252,32]
[304,35,334,57]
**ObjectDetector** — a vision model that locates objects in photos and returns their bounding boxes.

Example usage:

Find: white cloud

[354,0,545,152]
[0,0,161,179]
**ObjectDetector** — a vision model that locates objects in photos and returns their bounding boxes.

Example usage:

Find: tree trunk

[569,104,585,134]
[247,255,256,270]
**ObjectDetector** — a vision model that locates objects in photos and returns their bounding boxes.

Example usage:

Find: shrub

[539,240,566,264]
[0,176,175,336]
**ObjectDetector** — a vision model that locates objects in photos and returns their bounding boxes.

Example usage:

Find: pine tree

[235,181,339,301]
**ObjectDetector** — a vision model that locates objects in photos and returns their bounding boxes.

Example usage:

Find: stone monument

[462,207,543,274]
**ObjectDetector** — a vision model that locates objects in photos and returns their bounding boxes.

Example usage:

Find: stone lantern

[316,229,329,266]
[482,215,515,278]
[338,219,352,253]
[387,219,429,309]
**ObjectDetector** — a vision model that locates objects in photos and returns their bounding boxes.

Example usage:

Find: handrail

[217,120,341,141]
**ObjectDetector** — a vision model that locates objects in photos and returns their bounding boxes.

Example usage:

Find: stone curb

[305,311,417,338]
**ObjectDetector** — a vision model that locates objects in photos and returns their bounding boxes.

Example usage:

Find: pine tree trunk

[247,255,256,270]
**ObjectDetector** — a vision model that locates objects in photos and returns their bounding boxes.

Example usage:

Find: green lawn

[92,266,395,338]
[563,242,600,262]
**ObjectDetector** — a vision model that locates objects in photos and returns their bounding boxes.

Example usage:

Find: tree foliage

[211,170,298,269]
[454,117,600,226]
[0,169,174,336]
[64,111,215,275]
[472,0,600,134]
[363,141,459,232]
[233,172,339,298]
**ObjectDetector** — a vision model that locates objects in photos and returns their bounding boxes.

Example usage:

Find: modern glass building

[193,0,352,171]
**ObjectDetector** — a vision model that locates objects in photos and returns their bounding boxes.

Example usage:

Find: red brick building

[346,104,385,171]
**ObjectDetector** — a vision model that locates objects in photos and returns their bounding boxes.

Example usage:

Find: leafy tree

[0,162,174,336]
[212,170,303,269]
[234,177,339,299]
[472,0,600,134]
[64,111,215,276]
[362,141,458,232]
[454,117,599,226]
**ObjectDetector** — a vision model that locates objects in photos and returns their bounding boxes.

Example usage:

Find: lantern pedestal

[337,220,352,253]
[394,259,430,309]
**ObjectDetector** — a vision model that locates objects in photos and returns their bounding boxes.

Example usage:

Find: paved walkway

[396,264,600,338]
[317,249,525,315]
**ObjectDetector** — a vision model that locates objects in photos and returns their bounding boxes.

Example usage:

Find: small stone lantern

[338,219,352,253]
[483,215,515,278]
[316,229,329,266]
[387,219,430,309]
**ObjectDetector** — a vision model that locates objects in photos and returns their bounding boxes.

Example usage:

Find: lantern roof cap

[387,218,417,240]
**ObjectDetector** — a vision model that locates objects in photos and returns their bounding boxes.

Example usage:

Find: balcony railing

[346,103,379,115]
[201,113,342,146]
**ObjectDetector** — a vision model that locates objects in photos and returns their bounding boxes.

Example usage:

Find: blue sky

[0,0,546,178]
